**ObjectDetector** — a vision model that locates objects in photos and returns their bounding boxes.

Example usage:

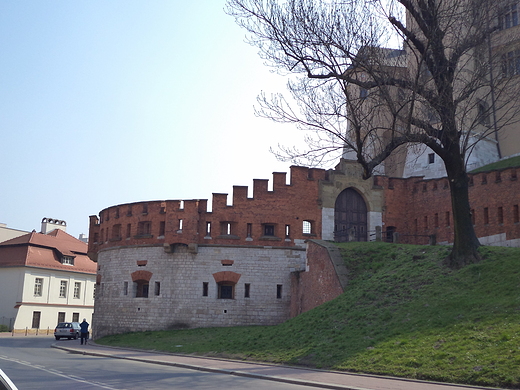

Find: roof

[0,230,96,274]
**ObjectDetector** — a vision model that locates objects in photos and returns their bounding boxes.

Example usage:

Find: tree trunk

[445,155,481,268]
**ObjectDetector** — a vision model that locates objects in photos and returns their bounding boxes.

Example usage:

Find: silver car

[54,322,81,340]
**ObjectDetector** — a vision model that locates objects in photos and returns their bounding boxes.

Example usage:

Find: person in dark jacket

[80,319,89,345]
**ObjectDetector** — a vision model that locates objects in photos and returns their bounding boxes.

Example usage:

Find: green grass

[97,242,520,388]
[470,155,520,173]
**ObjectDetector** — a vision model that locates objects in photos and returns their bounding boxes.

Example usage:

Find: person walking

[80,318,89,345]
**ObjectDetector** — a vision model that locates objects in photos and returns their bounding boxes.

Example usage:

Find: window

[424,216,428,230]
[498,207,504,224]
[61,256,74,265]
[111,224,122,240]
[244,283,250,298]
[178,219,183,231]
[221,222,232,235]
[59,281,67,298]
[276,284,283,299]
[34,278,43,297]
[499,3,519,30]
[514,205,519,223]
[477,100,490,125]
[137,221,151,236]
[446,211,451,227]
[263,224,275,236]
[428,153,435,164]
[154,281,161,296]
[159,221,165,236]
[434,213,439,228]
[32,311,41,329]
[484,207,489,225]
[501,49,520,77]
[246,223,252,238]
[57,312,65,324]
[115,208,120,218]
[74,282,81,299]
[218,282,234,299]
[142,203,148,214]
[135,280,149,298]
[303,220,313,234]
[124,281,128,296]
[285,225,291,238]
[72,313,79,322]
[202,282,209,297]
[127,205,133,217]
[471,209,476,225]
[206,222,211,237]
[126,224,132,238]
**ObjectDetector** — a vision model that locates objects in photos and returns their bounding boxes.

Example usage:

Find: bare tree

[226,0,520,268]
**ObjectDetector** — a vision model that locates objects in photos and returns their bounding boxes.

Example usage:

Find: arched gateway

[334,188,368,242]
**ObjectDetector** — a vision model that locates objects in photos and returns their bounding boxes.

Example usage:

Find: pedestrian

[80,318,89,345]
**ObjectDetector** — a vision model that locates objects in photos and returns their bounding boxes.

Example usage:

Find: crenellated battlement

[88,166,327,258]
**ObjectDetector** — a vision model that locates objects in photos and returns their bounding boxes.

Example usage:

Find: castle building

[0,219,97,332]
[88,159,520,338]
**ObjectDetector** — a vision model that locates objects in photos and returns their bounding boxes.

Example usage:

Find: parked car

[54,322,81,340]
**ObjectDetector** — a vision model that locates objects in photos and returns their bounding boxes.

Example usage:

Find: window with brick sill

[260,224,281,240]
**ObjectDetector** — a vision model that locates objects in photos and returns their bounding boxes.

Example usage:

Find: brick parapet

[379,166,520,245]
[88,166,327,258]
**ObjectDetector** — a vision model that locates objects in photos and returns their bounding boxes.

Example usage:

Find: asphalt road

[0,336,315,390]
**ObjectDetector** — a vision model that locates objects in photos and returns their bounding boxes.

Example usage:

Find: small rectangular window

[178,219,183,231]
[206,222,211,236]
[264,224,275,236]
[434,213,439,228]
[159,221,165,236]
[59,281,67,298]
[126,224,131,238]
[244,283,250,298]
[498,207,504,224]
[57,312,65,324]
[285,225,290,238]
[154,281,161,296]
[246,223,252,238]
[202,282,208,297]
[445,211,450,227]
[303,220,312,234]
[514,205,519,223]
[471,209,476,225]
[276,284,283,299]
[34,278,43,296]
[428,153,435,164]
[484,207,489,225]
[74,282,81,299]
[123,281,128,296]
[72,312,79,322]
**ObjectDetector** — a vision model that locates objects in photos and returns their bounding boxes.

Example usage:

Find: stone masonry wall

[93,244,306,338]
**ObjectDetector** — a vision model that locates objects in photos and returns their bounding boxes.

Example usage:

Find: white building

[0,226,96,332]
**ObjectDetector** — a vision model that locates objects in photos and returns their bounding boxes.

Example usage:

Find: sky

[0,1,320,239]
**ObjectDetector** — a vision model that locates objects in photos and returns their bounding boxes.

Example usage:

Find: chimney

[41,218,67,234]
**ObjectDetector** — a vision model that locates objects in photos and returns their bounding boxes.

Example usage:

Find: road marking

[0,355,120,389]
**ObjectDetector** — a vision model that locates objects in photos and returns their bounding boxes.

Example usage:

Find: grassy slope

[97,243,520,388]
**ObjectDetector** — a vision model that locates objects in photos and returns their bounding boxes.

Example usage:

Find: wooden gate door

[334,188,368,242]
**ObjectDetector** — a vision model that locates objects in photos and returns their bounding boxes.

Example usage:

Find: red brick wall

[379,167,520,244]
[290,241,344,317]
[88,166,328,255]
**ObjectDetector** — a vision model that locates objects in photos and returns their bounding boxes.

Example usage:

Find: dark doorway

[334,188,368,242]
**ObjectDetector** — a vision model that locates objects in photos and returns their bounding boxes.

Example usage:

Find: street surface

[0,336,314,390]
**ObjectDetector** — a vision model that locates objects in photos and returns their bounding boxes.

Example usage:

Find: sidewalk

[51,342,505,390]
